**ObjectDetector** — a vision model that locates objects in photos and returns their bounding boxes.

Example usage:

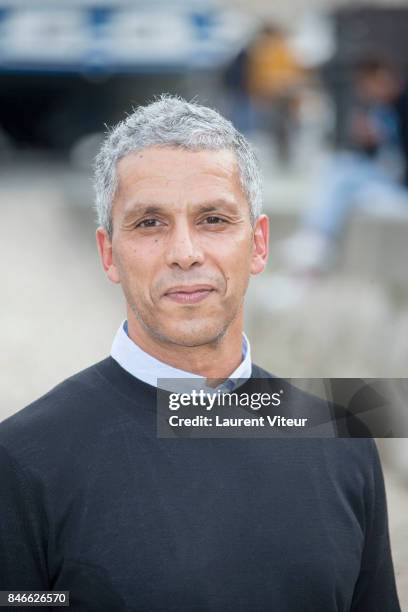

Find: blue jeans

[304,151,408,238]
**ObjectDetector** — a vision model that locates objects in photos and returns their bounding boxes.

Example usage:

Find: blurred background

[0,0,407,604]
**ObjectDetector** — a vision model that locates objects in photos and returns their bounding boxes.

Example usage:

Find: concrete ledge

[341,206,408,285]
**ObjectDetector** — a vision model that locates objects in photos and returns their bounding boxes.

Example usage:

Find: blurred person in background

[246,24,307,165]
[223,44,253,135]
[282,56,408,274]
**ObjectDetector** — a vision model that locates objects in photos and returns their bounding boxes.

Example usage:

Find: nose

[165,219,204,270]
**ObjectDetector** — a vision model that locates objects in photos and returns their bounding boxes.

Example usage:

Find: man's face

[97,146,268,348]
[357,70,399,105]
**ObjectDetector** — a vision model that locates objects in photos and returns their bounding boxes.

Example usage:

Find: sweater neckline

[94,356,271,410]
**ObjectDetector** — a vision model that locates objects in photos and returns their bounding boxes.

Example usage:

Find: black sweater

[0,358,400,611]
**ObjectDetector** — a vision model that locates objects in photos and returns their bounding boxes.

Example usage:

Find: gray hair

[94,94,262,237]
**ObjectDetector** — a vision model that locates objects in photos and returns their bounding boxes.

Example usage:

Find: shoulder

[0,358,117,461]
[250,364,374,438]
[251,362,277,378]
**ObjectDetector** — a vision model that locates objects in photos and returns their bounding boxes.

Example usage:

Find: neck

[126,311,244,380]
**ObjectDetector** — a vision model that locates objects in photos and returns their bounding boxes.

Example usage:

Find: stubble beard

[127,294,243,350]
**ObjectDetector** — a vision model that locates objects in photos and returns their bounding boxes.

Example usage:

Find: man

[0,96,400,610]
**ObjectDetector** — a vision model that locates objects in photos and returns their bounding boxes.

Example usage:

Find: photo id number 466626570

[0,592,69,607]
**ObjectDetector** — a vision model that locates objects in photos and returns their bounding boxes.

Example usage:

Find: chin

[157,321,226,348]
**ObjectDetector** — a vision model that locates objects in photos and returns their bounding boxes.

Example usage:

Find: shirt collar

[110,320,252,392]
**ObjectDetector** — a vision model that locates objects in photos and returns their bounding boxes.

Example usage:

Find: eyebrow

[123,199,240,220]
[124,205,162,218]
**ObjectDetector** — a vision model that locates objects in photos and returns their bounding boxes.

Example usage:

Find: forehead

[116,147,242,198]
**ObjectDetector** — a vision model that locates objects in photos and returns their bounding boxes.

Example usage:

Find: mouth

[163,285,216,305]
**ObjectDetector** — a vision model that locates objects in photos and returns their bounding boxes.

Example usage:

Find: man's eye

[203,216,226,225]
[137,218,162,228]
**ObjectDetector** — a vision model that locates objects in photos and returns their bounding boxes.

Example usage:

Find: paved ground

[1,157,407,606]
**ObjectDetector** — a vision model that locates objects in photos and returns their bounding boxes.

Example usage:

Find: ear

[250,214,269,275]
[96,227,121,284]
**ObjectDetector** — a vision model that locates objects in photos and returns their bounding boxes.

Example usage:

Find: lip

[164,285,215,304]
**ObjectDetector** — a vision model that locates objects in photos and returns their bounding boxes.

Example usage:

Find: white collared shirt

[110,321,252,392]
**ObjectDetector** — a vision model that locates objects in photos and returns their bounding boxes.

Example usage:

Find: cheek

[116,238,160,270]
[114,243,150,287]
[208,234,252,287]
